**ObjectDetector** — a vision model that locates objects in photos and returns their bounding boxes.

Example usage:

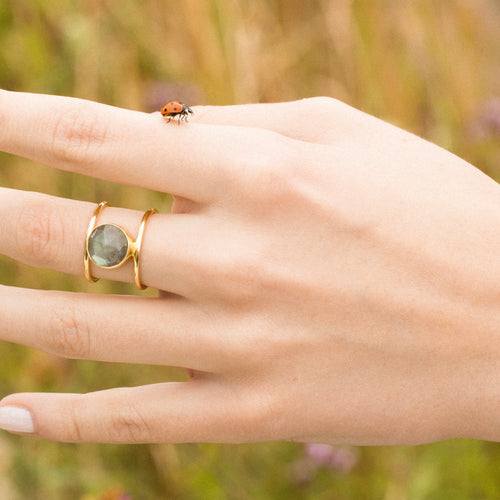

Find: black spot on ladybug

[161,101,193,123]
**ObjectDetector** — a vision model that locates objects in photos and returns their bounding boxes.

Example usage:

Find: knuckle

[48,301,92,358]
[239,142,299,207]
[215,253,288,306]
[51,103,108,166]
[15,198,65,267]
[110,405,152,443]
[213,253,266,303]
[300,95,340,114]
[255,162,296,202]
[251,165,307,220]
[237,386,283,434]
[63,397,84,442]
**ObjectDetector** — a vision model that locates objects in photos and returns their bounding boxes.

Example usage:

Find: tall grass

[0,1,499,498]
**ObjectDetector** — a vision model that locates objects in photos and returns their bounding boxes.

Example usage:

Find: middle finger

[0,90,287,203]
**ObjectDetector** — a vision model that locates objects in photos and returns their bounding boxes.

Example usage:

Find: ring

[84,202,158,290]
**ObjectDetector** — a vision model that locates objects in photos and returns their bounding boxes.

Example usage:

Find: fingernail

[0,406,35,433]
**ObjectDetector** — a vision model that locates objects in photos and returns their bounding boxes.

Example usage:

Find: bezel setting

[84,201,158,289]
[87,223,134,269]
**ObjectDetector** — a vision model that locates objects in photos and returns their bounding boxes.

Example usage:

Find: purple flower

[468,97,500,140]
[304,443,359,473]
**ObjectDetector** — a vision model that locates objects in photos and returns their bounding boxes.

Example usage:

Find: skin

[0,90,499,445]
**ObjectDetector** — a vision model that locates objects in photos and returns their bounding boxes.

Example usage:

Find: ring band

[84,202,158,290]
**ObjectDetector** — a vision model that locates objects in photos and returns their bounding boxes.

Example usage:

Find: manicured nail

[0,406,35,433]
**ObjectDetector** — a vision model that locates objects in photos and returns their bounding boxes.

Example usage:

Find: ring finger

[0,187,215,295]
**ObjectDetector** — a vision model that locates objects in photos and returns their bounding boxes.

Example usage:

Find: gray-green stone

[88,224,129,268]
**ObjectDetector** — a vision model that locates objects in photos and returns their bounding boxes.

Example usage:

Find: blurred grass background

[0,0,499,499]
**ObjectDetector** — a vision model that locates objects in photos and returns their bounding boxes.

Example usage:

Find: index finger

[0,90,290,201]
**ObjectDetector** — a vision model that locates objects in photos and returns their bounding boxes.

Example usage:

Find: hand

[0,91,499,445]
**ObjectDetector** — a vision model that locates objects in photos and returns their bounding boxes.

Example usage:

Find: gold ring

[84,202,158,290]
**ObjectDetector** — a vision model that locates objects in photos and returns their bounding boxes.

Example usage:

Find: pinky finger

[0,381,274,444]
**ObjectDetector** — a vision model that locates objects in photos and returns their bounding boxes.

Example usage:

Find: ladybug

[161,101,194,124]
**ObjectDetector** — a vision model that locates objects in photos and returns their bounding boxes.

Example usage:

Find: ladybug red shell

[161,101,194,124]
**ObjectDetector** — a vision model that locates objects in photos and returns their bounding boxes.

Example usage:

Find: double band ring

[84,202,157,290]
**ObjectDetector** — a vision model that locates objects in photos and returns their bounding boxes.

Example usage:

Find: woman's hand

[0,91,499,445]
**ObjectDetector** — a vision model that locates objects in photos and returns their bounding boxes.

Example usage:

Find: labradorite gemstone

[88,224,129,268]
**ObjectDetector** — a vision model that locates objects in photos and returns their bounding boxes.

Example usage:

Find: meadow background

[0,1,499,499]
